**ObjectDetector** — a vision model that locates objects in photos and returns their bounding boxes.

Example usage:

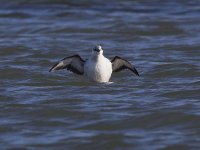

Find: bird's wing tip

[134,69,140,76]
[49,66,56,72]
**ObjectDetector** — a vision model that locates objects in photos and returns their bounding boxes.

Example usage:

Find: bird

[49,45,139,82]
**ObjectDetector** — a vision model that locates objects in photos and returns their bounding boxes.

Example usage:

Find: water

[0,0,200,149]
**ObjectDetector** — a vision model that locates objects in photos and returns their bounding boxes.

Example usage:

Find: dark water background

[0,0,200,149]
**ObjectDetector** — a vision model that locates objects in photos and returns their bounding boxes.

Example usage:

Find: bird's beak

[94,48,100,52]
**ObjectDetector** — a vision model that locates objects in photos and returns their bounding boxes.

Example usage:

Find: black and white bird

[49,45,139,82]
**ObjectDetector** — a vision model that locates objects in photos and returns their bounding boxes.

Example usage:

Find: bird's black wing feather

[111,56,139,76]
[49,55,85,75]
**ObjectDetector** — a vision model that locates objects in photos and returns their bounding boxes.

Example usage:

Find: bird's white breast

[84,55,112,82]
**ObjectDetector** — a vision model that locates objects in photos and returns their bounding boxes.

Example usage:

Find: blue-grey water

[0,0,200,150]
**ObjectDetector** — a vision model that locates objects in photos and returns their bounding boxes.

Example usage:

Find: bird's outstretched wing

[49,55,85,75]
[111,56,139,76]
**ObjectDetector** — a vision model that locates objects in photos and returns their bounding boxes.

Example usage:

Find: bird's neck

[91,54,104,61]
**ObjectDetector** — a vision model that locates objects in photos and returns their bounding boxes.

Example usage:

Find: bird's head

[92,45,103,56]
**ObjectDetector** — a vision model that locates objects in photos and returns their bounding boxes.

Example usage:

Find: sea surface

[0,0,200,150]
